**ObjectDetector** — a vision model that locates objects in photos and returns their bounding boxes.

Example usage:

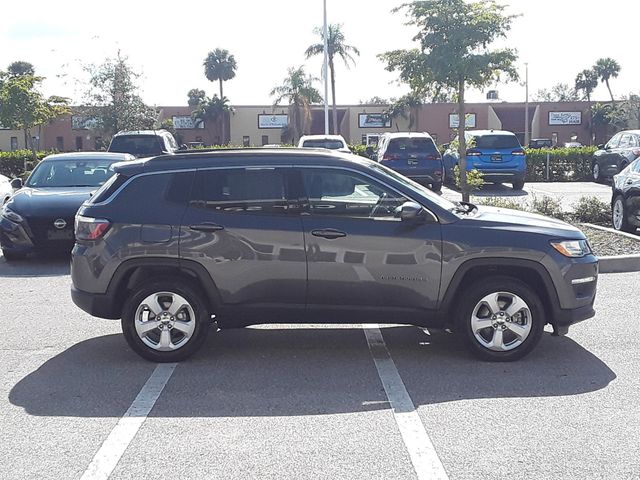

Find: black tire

[456,276,545,362]
[2,249,27,261]
[121,277,212,362]
[512,179,525,190]
[612,195,634,233]
[431,181,442,193]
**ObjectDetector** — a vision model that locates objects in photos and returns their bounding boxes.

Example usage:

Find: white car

[0,174,14,204]
[298,135,351,153]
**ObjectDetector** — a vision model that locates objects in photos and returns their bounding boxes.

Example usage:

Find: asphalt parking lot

[1,254,639,480]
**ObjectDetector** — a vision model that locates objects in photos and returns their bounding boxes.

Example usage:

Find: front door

[180,166,306,324]
[298,167,442,324]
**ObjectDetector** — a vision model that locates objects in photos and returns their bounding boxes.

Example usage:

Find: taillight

[511,149,525,156]
[466,149,481,156]
[381,153,401,161]
[75,215,111,241]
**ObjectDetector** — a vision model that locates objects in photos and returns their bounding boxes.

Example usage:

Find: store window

[56,136,64,151]
[10,137,18,151]
[75,136,83,151]
[243,136,250,147]
[262,135,269,146]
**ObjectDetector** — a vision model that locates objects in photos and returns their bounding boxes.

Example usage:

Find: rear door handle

[189,223,224,232]
[311,229,347,240]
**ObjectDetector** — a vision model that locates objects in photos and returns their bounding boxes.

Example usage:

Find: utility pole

[323,0,330,135]
[524,62,530,147]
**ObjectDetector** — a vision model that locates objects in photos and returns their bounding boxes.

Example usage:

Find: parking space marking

[80,363,177,480]
[364,325,449,480]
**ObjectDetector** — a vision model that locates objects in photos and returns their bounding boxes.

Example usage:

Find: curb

[580,223,640,274]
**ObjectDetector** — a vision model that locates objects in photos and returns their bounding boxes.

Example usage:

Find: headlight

[0,204,24,223]
[550,239,591,257]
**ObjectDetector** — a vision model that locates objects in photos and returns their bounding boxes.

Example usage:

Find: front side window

[618,134,631,149]
[190,168,289,214]
[302,169,409,220]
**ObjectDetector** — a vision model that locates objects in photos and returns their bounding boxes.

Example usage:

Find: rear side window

[387,138,439,156]
[190,168,289,214]
[109,135,164,156]
[473,135,521,150]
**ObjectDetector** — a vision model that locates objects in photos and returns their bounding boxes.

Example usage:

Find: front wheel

[456,277,544,361]
[121,278,212,362]
[512,179,525,190]
[612,195,634,233]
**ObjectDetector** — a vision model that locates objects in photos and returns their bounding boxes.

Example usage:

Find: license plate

[46,229,73,240]
[408,159,418,166]
[491,155,502,162]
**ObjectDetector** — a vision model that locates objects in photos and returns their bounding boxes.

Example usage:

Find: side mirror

[10,178,23,190]
[597,144,605,149]
[400,201,424,222]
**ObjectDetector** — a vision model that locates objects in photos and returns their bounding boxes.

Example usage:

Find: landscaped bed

[580,225,640,257]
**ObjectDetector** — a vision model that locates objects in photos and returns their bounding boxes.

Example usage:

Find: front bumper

[1,216,75,253]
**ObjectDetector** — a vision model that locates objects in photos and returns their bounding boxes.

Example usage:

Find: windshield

[109,135,164,156]
[365,161,457,211]
[302,140,346,150]
[472,134,521,150]
[26,160,116,188]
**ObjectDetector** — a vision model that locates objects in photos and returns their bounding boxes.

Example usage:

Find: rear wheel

[121,278,212,362]
[612,195,634,233]
[456,277,544,361]
[512,179,525,190]
[592,163,602,182]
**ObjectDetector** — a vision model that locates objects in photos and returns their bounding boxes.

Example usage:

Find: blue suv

[443,130,527,190]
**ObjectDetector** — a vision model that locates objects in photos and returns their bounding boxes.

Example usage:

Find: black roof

[113,148,373,175]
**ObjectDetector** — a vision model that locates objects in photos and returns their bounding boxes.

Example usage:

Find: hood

[465,205,585,239]
[6,187,96,218]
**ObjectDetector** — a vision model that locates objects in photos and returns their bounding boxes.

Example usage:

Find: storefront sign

[258,114,289,129]
[358,113,391,128]
[548,111,582,125]
[173,116,204,129]
[449,113,476,128]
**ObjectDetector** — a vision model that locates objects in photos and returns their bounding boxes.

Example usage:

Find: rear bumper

[71,285,120,319]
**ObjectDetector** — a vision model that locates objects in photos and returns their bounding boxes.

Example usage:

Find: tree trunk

[457,79,469,203]
[219,79,224,100]
[606,79,614,102]
[330,59,338,135]
[587,93,594,145]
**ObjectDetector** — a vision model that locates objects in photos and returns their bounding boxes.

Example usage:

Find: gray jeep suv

[70,149,598,362]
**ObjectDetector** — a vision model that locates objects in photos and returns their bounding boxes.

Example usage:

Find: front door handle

[189,223,224,232]
[311,229,347,240]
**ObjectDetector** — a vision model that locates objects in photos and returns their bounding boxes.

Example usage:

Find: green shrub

[349,144,374,159]
[0,150,50,178]
[525,147,597,182]
[531,195,565,220]
[475,197,525,210]
[453,165,484,193]
[571,196,610,225]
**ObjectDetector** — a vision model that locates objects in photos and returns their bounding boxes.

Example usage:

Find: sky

[0,0,637,107]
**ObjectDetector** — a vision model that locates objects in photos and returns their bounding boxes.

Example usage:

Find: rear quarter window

[89,173,128,204]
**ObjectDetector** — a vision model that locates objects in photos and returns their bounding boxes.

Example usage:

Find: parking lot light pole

[524,62,529,147]
[323,0,330,135]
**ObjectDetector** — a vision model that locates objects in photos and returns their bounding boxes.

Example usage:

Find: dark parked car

[528,138,552,149]
[70,148,597,363]
[611,158,640,233]
[443,130,527,190]
[375,132,443,192]
[0,152,133,260]
[592,130,640,182]
[107,129,180,158]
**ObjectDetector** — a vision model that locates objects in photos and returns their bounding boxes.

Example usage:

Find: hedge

[0,150,50,178]
[524,147,597,182]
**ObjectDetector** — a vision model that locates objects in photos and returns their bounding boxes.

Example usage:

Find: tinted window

[387,138,439,156]
[26,159,116,187]
[190,168,289,214]
[302,140,345,150]
[473,135,521,150]
[109,135,164,156]
[89,173,128,203]
[619,134,631,149]
[606,134,621,149]
[302,169,408,219]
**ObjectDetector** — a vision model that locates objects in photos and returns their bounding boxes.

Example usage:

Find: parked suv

[375,132,444,192]
[71,149,597,362]
[107,129,180,158]
[298,135,350,153]
[443,130,527,190]
[592,130,640,182]
[611,158,640,233]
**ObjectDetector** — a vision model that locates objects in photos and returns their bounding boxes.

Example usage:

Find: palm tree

[385,93,423,132]
[593,57,621,102]
[271,67,322,143]
[191,95,233,145]
[305,24,360,135]
[203,49,237,99]
[575,69,598,103]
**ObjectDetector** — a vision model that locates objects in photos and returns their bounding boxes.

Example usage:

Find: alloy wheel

[134,292,196,351]
[613,198,625,230]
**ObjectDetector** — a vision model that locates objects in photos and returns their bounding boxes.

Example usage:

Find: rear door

[179,166,307,321]
[297,166,442,323]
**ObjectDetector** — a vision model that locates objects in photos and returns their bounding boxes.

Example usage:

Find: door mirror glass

[400,201,424,222]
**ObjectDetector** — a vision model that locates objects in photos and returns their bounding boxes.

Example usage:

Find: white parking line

[80,363,177,480]
[363,325,449,480]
